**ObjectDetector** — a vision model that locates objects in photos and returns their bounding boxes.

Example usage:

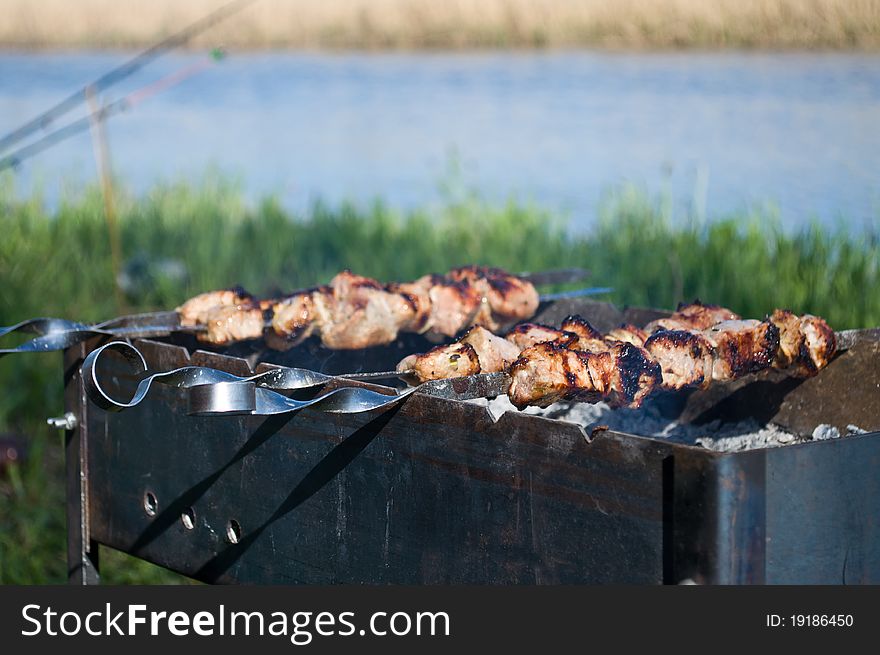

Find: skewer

[255,285,612,332]
[0,317,205,358]
[335,329,864,403]
[383,314,848,408]
[539,287,614,302]
[385,323,861,402]
[336,370,415,380]
[81,330,866,419]
[82,341,418,417]
[0,266,609,357]
[835,328,877,351]
[79,321,866,418]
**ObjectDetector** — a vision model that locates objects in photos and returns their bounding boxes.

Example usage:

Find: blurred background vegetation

[2,0,879,50]
[0,178,877,583]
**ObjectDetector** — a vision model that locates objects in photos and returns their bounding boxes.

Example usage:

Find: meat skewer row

[396,322,662,409]
[176,266,541,349]
[396,304,836,410]
[177,285,256,331]
[562,301,832,388]
[641,301,836,384]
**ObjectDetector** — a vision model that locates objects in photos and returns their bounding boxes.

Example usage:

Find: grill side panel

[73,321,880,585]
[83,352,674,584]
[765,434,880,584]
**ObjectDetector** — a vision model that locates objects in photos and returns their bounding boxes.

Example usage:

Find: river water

[1,50,878,230]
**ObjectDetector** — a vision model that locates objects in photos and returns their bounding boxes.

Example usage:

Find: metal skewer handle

[0,316,203,358]
[82,341,416,417]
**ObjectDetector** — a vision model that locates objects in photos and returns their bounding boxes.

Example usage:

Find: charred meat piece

[606,323,649,347]
[508,342,593,408]
[320,271,400,350]
[644,329,716,390]
[508,341,660,409]
[769,309,837,376]
[458,325,522,373]
[800,315,837,373]
[644,300,740,333]
[200,304,265,345]
[560,314,609,353]
[177,286,254,327]
[505,323,579,351]
[397,342,481,382]
[384,286,431,335]
[769,309,802,368]
[423,275,485,338]
[702,319,780,381]
[446,265,540,322]
[266,290,324,351]
[268,276,431,350]
[398,325,521,382]
[642,317,693,333]
[328,270,385,300]
[386,279,432,333]
[590,342,662,408]
[470,296,498,333]
[675,300,741,329]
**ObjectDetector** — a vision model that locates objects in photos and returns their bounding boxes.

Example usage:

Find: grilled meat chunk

[644,300,740,333]
[397,342,481,381]
[606,323,649,347]
[674,300,741,329]
[560,314,609,353]
[508,341,661,409]
[769,309,837,376]
[200,304,265,345]
[266,290,323,350]
[385,280,432,332]
[586,343,662,408]
[399,326,521,382]
[268,276,429,350]
[177,286,254,327]
[769,309,802,368]
[319,271,400,349]
[421,275,485,338]
[446,265,540,322]
[644,329,716,390]
[458,325,522,373]
[702,319,780,381]
[800,315,837,373]
[505,323,579,350]
[508,342,593,408]
[644,319,779,388]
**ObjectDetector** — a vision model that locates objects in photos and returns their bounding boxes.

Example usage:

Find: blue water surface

[1,50,878,230]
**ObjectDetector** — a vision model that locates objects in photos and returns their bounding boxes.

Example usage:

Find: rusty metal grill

[62,299,880,584]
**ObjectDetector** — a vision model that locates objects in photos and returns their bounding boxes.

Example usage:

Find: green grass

[0,178,877,583]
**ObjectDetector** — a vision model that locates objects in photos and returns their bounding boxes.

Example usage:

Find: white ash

[469,395,867,452]
[811,424,869,441]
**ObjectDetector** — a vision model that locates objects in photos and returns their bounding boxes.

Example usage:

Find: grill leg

[65,344,100,584]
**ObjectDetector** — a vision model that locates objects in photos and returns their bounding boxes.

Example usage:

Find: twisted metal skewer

[0,317,203,357]
[0,282,611,357]
[1,318,101,356]
[82,341,416,417]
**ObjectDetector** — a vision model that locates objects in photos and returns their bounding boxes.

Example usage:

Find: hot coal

[471,395,867,452]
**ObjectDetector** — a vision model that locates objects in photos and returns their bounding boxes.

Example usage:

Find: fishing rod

[0,0,256,154]
[0,50,226,172]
